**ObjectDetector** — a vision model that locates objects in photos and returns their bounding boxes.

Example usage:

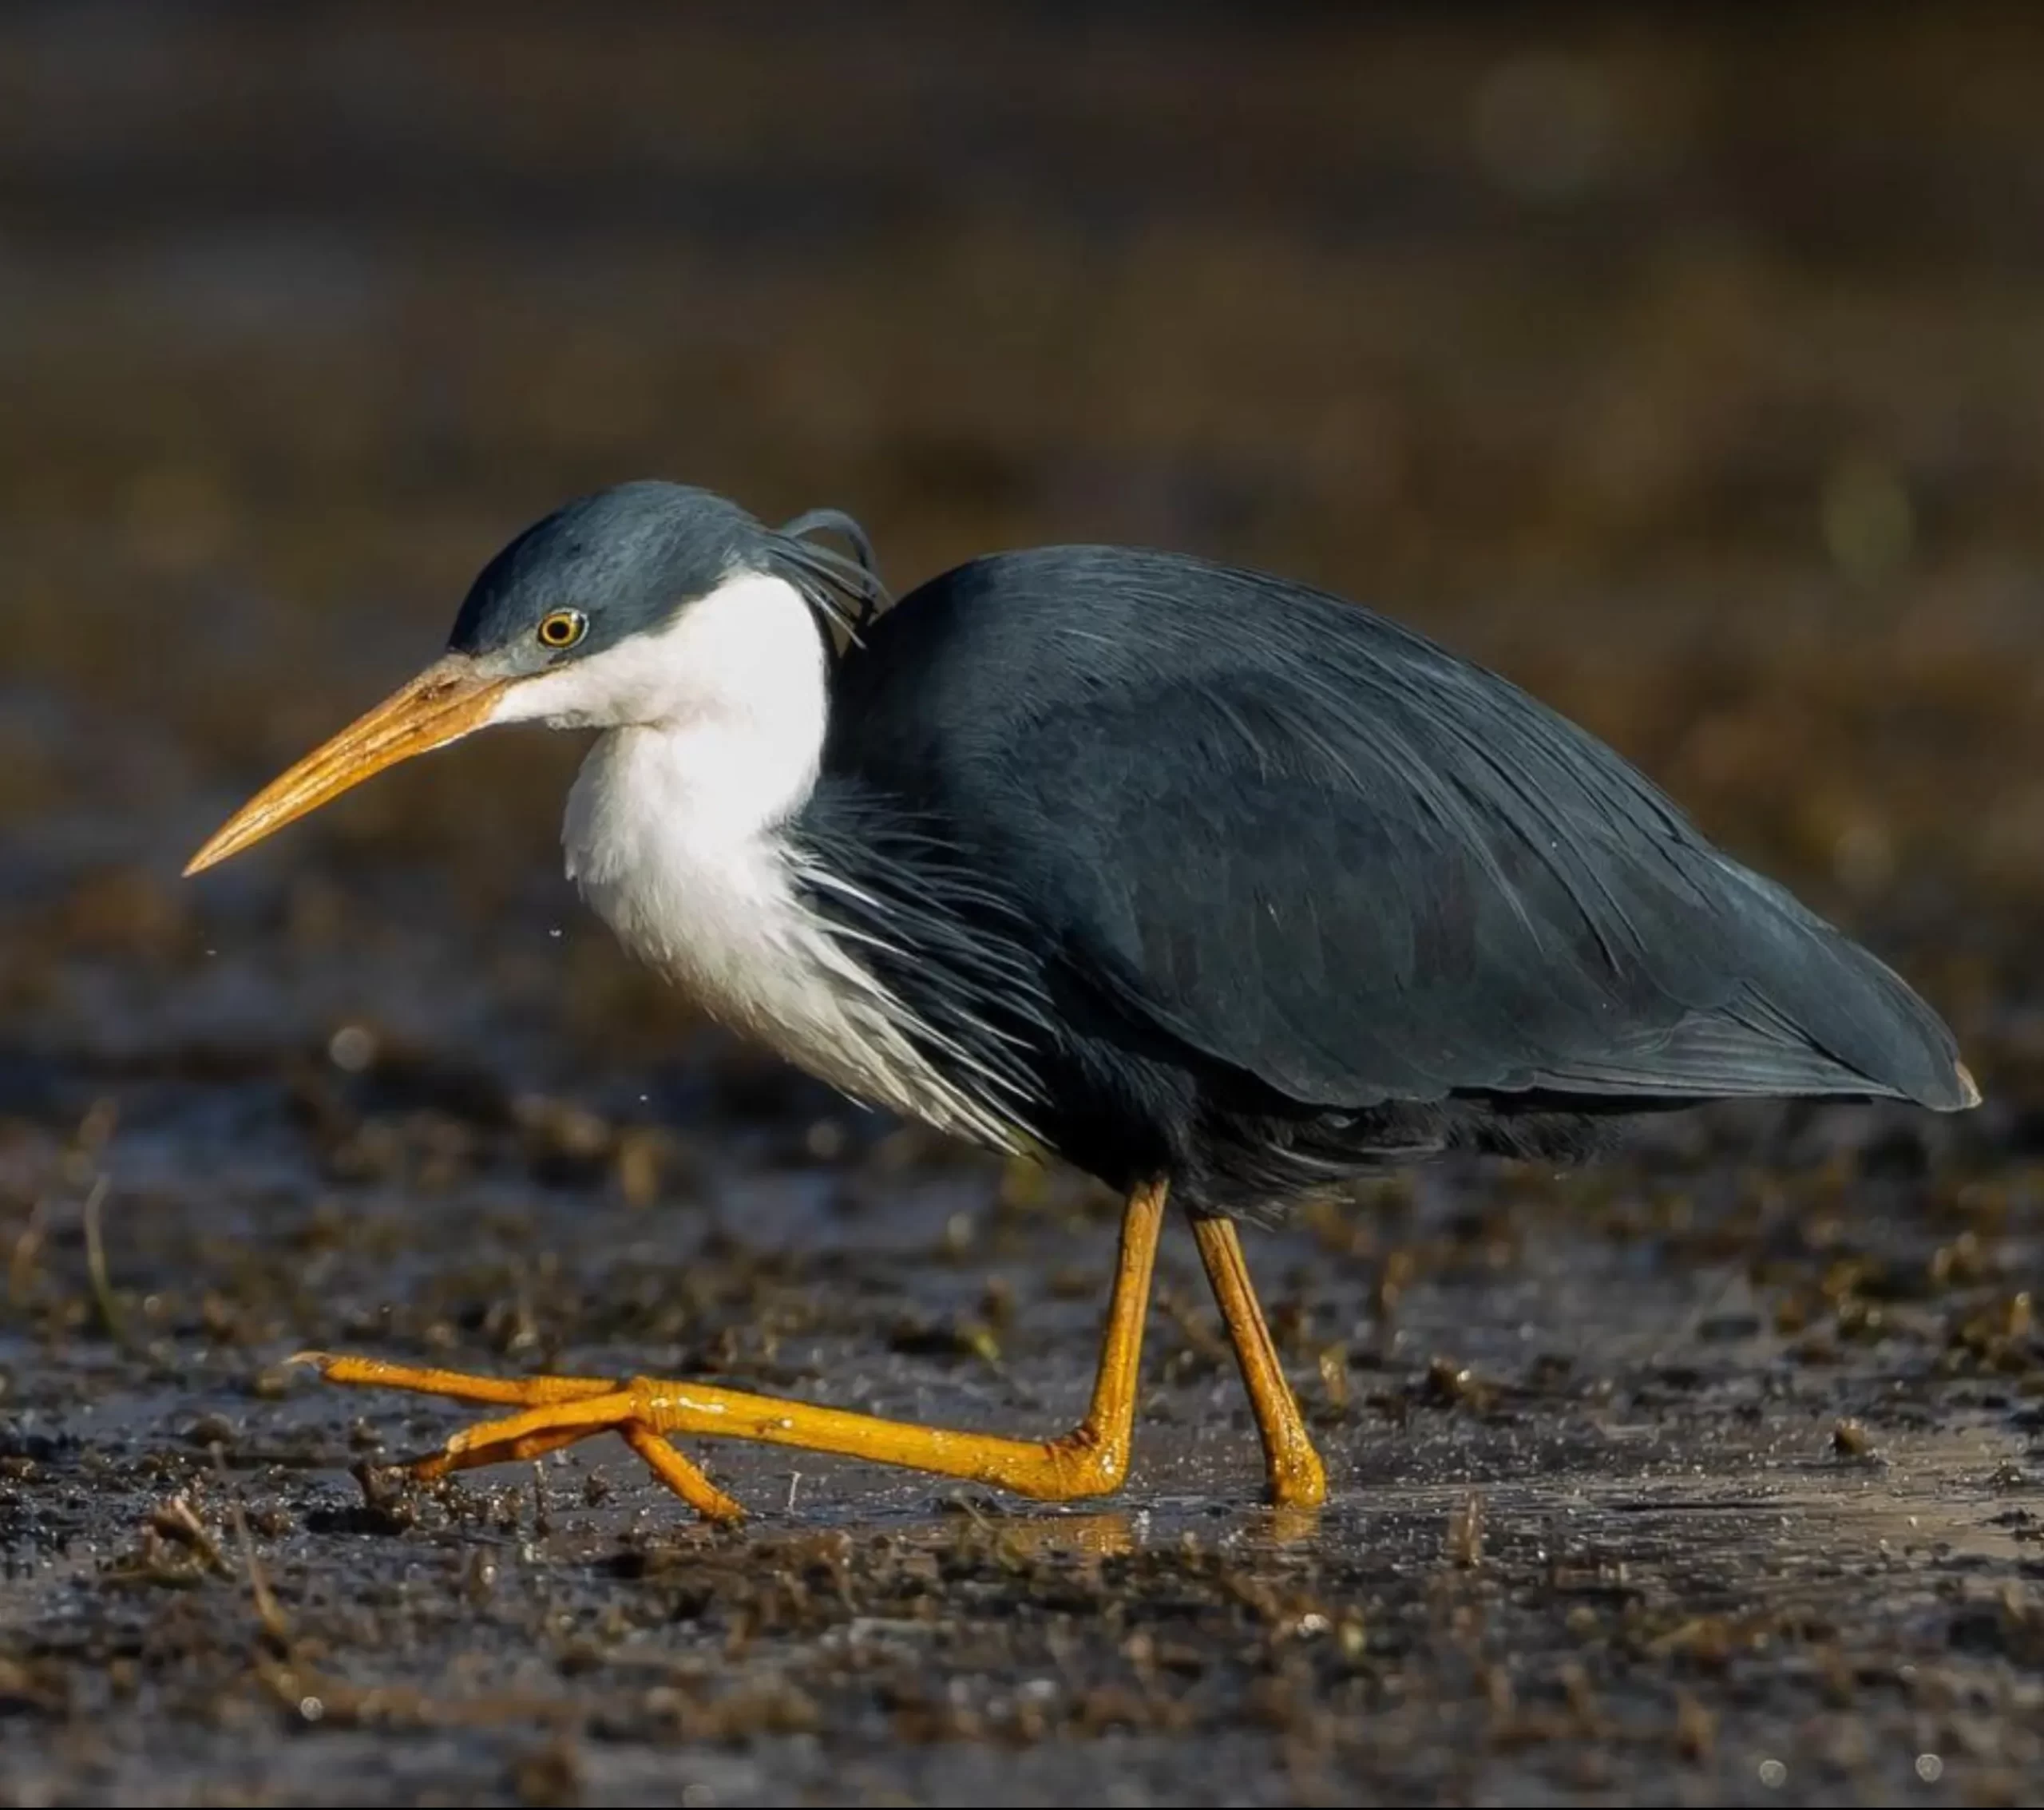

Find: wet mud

[2,6,2041,1804]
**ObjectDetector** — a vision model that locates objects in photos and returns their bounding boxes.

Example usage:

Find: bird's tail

[1538,850,1978,1111]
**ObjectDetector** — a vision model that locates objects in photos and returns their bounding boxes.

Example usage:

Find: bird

[185,481,1979,1520]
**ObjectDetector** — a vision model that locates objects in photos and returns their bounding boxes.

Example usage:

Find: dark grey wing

[850,551,1972,1115]
[992,667,1965,1111]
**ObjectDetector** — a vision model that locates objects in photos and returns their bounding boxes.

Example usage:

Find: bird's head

[184,481,879,875]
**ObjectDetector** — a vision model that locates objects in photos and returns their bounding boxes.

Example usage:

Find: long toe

[303,1352,743,1520]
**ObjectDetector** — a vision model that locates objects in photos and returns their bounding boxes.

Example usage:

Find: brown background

[0,6,2038,1805]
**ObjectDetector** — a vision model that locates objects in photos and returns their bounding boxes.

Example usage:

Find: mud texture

[2,6,2042,1805]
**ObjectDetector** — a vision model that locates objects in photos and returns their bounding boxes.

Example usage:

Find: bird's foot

[293,1351,748,1523]
[294,1348,1145,1518]
[1187,1216,1330,1512]
[1264,1427,1329,1511]
[291,1188,1173,1523]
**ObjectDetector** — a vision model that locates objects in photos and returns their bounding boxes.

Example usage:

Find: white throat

[492,570,1025,1153]
[492,567,830,845]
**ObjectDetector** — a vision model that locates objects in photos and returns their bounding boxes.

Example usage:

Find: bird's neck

[559,573,830,970]
[549,579,1032,1154]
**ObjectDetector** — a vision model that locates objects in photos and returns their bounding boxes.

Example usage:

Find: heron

[186,481,1978,1519]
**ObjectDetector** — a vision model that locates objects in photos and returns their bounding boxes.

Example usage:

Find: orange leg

[300,1179,1168,1520]
[1190,1214,1327,1509]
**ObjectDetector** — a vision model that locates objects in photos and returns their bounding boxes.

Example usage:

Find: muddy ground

[2,5,2042,1804]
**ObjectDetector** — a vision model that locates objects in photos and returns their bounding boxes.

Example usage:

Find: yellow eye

[537,608,587,651]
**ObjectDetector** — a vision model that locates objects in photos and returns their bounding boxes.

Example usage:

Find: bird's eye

[537,609,587,651]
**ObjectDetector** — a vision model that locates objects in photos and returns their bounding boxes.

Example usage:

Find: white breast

[494,570,1025,1153]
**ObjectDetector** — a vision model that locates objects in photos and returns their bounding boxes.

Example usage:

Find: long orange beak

[184,655,510,876]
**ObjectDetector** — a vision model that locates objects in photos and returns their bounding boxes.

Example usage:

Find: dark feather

[790,784,1053,1147]
[772,509,889,640]
[810,545,1973,1217]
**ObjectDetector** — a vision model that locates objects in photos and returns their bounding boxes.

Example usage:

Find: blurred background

[5,1,2039,1104]
[2,8,2042,1804]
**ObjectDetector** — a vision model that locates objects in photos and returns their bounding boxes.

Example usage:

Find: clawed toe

[309,1356,746,1523]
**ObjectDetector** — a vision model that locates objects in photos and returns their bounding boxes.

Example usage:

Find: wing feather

[829,547,1972,1116]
